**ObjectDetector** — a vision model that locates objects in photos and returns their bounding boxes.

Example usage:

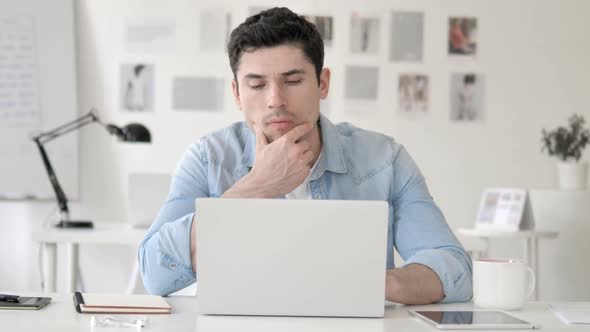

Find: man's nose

[267,83,286,110]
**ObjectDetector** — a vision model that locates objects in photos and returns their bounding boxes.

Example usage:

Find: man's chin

[266,132,286,143]
[265,126,293,142]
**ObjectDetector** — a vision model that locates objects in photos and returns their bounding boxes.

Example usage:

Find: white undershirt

[285,150,322,200]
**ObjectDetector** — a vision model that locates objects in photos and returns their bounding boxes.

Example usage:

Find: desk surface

[31,223,147,245]
[457,228,559,239]
[0,293,585,331]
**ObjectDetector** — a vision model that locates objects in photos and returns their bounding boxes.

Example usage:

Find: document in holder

[73,292,171,314]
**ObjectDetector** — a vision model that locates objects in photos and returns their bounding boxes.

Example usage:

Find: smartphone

[0,297,52,310]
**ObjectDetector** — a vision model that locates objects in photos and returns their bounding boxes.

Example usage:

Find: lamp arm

[33,138,71,219]
[31,109,103,222]
[34,110,101,144]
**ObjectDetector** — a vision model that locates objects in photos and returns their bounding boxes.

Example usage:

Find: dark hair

[227,7,324,88]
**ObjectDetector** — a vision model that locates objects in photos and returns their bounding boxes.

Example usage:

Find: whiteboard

[0,0,78,200]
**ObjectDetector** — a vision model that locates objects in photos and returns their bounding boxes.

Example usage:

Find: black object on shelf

[31,109,151,229]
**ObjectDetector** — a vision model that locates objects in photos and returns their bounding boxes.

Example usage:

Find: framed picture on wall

[448,16,477,56]
[390,11,424,62]
[120,63,155,112]
[349,14,380,55]
[450,73,485,122]
[398,74,429,113]
[475,188,535,232]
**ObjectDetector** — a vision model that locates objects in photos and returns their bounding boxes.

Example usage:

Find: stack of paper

[550,303,590,325]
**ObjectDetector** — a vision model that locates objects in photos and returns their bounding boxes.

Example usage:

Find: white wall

[1,0,589,297]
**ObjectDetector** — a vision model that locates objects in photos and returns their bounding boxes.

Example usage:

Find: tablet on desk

[409,310,540,330]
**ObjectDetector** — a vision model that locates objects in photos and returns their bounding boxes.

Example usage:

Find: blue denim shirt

[139,114,473,302]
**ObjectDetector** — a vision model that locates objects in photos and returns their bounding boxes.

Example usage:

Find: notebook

[73,292,171,314]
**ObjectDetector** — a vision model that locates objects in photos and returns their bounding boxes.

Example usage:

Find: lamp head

[106,123,151,143]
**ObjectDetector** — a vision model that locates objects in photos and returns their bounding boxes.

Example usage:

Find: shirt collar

[240,113,347,175]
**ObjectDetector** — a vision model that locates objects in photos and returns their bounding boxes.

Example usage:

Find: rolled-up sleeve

[391,146,473,303]
[138,141,209,295]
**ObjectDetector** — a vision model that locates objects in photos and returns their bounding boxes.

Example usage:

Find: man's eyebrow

[282,69,305,76]
[243,69,305,80]
[244,73,265,80]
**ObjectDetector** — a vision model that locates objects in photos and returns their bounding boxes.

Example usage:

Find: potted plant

[541,114,590,190]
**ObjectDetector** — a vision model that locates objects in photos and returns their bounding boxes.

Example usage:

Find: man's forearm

[221,173,276,198]
[385,264,444,305]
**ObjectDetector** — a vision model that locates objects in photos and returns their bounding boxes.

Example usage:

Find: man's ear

[231,79,242,110]
[319,68,331,100]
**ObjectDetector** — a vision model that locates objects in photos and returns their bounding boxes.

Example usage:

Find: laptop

[195,198,389,317]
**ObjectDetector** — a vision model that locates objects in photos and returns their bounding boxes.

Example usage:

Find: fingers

[288,143,314,168]
[301,149,314,165]
[282,122,314,143]
[253,123,268,150]
[295,139,311,152]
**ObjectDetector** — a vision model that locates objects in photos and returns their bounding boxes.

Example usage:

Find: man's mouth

[268,120,293,129]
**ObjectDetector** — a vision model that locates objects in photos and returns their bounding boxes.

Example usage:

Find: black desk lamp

[31,109,151,229]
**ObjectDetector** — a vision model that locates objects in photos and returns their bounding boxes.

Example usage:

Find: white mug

[473,258,535,310]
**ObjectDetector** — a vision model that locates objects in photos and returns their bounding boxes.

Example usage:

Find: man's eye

[286,80,302,85]
[250,84,265,90]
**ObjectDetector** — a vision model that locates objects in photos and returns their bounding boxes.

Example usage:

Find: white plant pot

[558,161,588,190]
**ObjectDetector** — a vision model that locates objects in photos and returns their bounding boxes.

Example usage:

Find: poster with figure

[350,15,380,55]
[120,63,154,112]
[450,73,485,122]
[398,74,428,113]
[448,17,477,56]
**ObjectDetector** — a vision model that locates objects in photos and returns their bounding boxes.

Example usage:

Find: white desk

[457,228,559,301]
[0,293,586,331]
[31,224,147,294]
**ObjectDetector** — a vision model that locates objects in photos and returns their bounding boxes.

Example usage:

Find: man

[139,7,472,304]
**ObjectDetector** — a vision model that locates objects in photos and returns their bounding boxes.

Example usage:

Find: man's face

[232,44,330,142]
